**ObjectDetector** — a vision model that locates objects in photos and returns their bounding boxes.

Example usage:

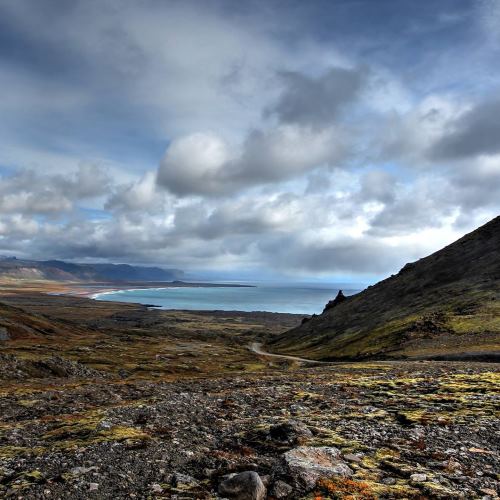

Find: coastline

[54,280,255,299]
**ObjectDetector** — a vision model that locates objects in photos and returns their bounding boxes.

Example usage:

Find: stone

[151,483,163,493]
[381,477,397,485]
[410,473,427,483]
[270,480,293,498]
[170,472,199,489]
[88,483,99,491]
[218,471,266,500]
[343,453,363,463]
[0,327,9,341]
[70,466,97,476]
[268,420,313,444]
[283,446,352,492]
[98,421,113,431]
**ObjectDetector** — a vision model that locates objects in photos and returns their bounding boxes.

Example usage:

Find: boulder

[269,479,293,498]
[218,471,266,500]
[269,420,313,444]
[282,446,352,492]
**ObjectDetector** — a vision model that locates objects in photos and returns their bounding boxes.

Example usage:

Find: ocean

[93,282,362,315]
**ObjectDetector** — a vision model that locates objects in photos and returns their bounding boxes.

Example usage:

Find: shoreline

[53,280,256,299]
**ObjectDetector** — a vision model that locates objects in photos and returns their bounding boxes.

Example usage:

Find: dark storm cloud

[431,97,500,159]
[266,67,368,127]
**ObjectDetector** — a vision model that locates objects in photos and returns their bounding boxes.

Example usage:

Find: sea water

[93,282,361,315]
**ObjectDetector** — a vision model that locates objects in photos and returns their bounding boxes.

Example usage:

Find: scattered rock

[269,479,293,498]
[70,466,98,476]
[282,446,352,492]
[410,473,428,483]
[151,483,163,493]
[381,477,397,485]
[268,420,312,444]
[343,453,363,463]
[97,421,113,430]
[218,471,266,500]
[170,472,199,489]
[0,327,10,341]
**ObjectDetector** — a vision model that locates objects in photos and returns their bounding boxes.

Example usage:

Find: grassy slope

[268,216,500,360]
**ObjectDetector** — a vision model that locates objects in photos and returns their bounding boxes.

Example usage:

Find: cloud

[258,233,425,275]
[0,0,499,278]
[0,165,110,215]
[106,172,165,214]
[266,66,368,127]
[358,170,397,204]
[376,94,467,166]
[430,97,500,159]
[156,133,233,196]
[157,125,348,196]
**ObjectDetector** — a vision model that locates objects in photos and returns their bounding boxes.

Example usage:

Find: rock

[269,420,313,444]
[282,446,352,492]
[88,482,99,491]
[98,421,113,430]
[410,473,428,483]
[0,327,10,341]
[70,466,97,476]
[170,472,199,489]
[218,471,266,500]
[323,290,347,312]
[270,479,293,498]
[343,453,363,463]
[381,477,397,485]
[151,483,163,493]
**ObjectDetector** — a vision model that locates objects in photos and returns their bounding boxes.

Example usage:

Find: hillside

[0,257,184,282]
[268,216,500,360]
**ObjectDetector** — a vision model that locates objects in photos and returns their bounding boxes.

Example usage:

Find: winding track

[248,342,331,364]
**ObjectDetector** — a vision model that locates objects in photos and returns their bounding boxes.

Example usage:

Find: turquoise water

[93,283,361,315]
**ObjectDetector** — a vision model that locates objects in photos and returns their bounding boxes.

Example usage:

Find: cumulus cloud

[0,165,109,215]
[156,65,368,197]
[157,133,233,196]
[106,172,165,214]
[157,124,348,196]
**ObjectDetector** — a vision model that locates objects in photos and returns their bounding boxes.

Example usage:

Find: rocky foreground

[0,291,498,499]
[0,360,498,499]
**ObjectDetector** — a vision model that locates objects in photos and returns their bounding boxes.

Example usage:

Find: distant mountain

[0,258,184,282]
[268,216,500,361]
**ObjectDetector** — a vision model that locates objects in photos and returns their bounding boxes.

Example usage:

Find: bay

[93,282,361,315]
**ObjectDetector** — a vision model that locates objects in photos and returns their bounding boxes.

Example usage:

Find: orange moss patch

[315,477,377,500]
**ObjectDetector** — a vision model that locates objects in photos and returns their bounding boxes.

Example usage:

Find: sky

[0,0,499,282]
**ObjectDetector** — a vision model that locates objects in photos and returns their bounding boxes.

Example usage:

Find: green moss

[41,412,151,450]
[0,446,45,459]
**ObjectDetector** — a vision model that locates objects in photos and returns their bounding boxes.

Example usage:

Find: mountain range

[0,257,184,282]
